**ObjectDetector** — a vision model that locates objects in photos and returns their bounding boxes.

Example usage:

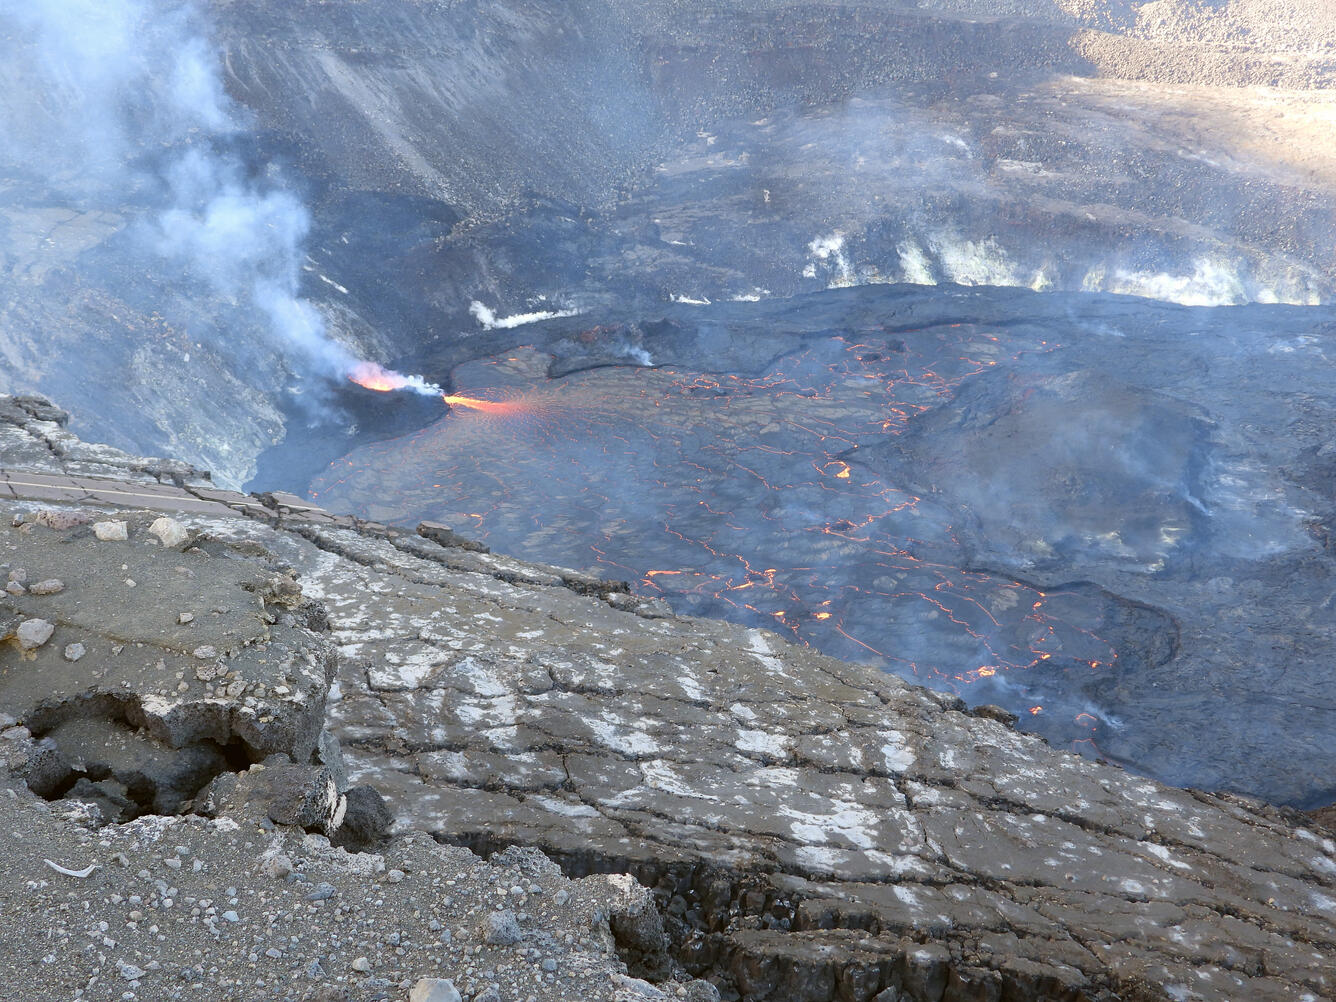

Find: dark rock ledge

[1,394,1334,1002]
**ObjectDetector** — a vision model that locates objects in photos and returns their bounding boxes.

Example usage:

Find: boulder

[148,516,191,548]
[15,618,54,650]
[410,980,462,1002]
[330,785,392,851]
[92,521,128,541]
[197,756,345,836]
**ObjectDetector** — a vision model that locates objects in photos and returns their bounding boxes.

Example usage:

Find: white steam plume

[346,361,443,395]
[0,0,432,395]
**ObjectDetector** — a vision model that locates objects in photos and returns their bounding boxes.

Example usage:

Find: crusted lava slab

[291,524,1336,1002]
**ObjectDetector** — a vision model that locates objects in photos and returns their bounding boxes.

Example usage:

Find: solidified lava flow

[311,322,1151,753]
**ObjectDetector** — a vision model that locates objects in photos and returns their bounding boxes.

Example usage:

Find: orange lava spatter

[441,394,522,416]
[350,371,399,391]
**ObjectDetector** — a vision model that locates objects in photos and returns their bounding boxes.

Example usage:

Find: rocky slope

[0,395,714,1002]
[3,395,1335,1002]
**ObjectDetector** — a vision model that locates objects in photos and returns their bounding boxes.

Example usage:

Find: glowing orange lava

[349,369,400,391]
[347,361,439,394]
[442,394,522,416]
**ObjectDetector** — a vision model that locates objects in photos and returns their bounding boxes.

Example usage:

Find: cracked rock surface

[0,513,332,757]
[3,395,1334,1001]
[0,398,709,1002]
[0,395,210,487]
[289,526,1336,1002]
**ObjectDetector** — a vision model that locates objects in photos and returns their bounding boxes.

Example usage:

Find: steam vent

[3,2,1336,1001]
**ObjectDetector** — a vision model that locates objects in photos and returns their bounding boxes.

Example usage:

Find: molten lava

[315,332,1128,760]
[349,361,408,391]
[347,361,517,414]
[441,394,521,416]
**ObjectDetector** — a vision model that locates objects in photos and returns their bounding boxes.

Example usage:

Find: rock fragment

[315,730,348,793]
[305,882,336,902]
[610,974,666,1000]
[15,618,54,650]
[410,979,462,1002]
[417,520,489,553]
[258,852,293,879]
[28,579,64,595]
[330,785,392,851]
[32,510,91,530]
[149,516,190,548]
[490,845,561,877]
[199,758,344,836]
[682,982,721,1002]
[483,909,523,945]
[92,521,128,541]
[62,643,85,662]
[594,873,671,980]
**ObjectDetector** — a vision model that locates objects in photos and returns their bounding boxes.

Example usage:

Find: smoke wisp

[0,0,430,404]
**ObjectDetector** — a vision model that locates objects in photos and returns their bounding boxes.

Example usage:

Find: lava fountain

[441,394,525,416]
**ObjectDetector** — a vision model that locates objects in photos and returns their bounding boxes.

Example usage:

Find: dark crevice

[23,694,272,826]
[431,830,1172,1002]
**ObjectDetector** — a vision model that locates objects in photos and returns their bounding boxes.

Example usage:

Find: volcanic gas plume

[347,361,442,396]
